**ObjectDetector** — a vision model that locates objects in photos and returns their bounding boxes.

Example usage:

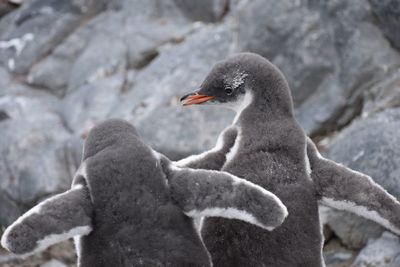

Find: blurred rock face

[369,0,400,50]
[0,0,400,266]
[320,108,400,249]
[353,231,400,267]
[236,0,400,135]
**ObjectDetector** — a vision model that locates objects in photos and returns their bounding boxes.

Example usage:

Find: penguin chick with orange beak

[178,52,400,267]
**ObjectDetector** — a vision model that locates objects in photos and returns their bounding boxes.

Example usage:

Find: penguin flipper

[166,165,288,231]
[175,126,238,170]
[307,138,400,235]
[1,183,93,255]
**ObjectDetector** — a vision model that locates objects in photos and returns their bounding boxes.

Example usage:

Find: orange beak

[180,94,215,106]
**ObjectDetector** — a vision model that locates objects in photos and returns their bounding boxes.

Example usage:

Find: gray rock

[320,108,400,248]
[112,23,236,159]
[297,22,400,136]
[0,1,17,18]
[236,0,400,135]
[0,94,72,226]
[115,0,187,23]
[0,252,21,264]
[353,232,400,267]
[236,0,336,109]
[41,259,68,267]
[173,0,229,22]
[0,110,10,121]
[0,191,24,228]
[323,237,358,267]
[369,0,400,50]
[8,0,24,4]
[60,71,125,136]
[0,0,106,75]
[63,135,84,179]
[363,70,400,116]
[324,108,400,197]
[27,1,191,95]
[26,20,95,95]
[66,33,127,94]
[1,75,52,98]
[322,208,384,249]
[324,251,353,266]
[0,65,12,93]
[320,201,382,249]
[318,205,334,242]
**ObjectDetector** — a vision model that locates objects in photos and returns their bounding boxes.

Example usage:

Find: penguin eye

[225,87,233,95]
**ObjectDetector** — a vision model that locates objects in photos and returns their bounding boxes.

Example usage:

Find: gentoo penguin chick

[179,52,400,267]
[1,118,288,267]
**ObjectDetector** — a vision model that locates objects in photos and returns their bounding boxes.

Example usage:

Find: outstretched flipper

[1,181,93,255]
[161,157,287,231]
[307,137,400,235]
[175,126,238,170]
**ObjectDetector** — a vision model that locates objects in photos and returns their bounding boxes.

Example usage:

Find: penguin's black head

[180,52,294,115]
[180,57,249,110]
[83,118,139,160]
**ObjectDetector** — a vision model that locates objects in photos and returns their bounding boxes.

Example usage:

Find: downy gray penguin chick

[179,52,400,267]
[1,118,288,267]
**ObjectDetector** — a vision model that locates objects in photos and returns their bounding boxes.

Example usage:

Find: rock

[115,0,187,22]
[0,110,10,121]
[324,108,400,197]
[173,0,229,22]
[320,108,400,248]
[62,135,84,179]
[0,66,12,95]
[60,71,125,136]
[0,240,76,265]
[353,232,400,267]
[322,208,384,249]
[235,0,400,135]
[8,0,24,4]
[41,259,68,267]
[26,21,94,95]
[363,70,400,116]
[0,191,24,229]
[324,251,353,266]
[112,23,236,159]
[320,200,383,249]
[66,33,127,94]
[0,0,107,74]
[319,205,334,242]
[0,94,72,226]
[323,237,357,267]
[0,1,18,19]
[27,1,191,95]
[369,0,400,50]
[296,21,399,136]
[236,0,337,109]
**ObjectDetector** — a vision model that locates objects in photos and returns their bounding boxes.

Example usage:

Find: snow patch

[0,33,34,56]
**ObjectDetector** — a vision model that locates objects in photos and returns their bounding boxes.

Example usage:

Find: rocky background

[0,0,400,266]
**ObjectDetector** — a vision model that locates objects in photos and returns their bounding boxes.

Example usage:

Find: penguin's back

[79,120,210,266]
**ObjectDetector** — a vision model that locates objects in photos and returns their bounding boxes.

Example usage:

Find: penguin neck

[233,91,295,132]
[232,91,254,124]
